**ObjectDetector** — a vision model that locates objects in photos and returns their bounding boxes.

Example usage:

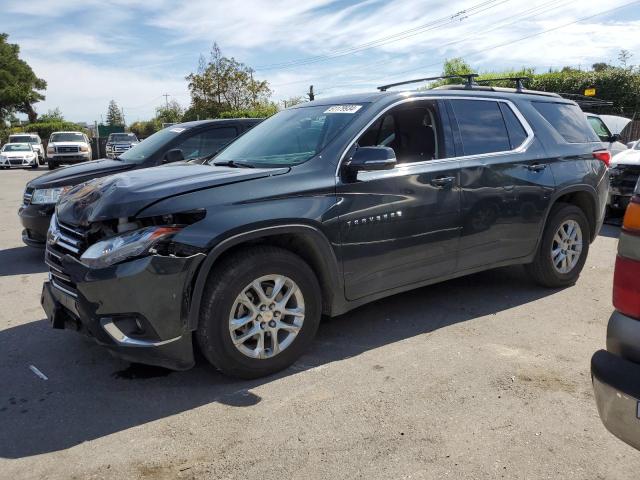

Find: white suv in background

[8,133,45,165]
[46,131,92,170]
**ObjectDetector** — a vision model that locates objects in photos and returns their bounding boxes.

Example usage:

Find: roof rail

[377,74,479,92]
[475,77,530,92]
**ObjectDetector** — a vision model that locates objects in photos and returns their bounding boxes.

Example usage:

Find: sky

[1,0,639,123]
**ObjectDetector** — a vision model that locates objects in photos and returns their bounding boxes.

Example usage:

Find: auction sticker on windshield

[324,105,362,114]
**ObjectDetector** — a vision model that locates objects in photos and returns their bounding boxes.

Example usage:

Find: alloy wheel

[551,219,583,274]
[228,274,305,359]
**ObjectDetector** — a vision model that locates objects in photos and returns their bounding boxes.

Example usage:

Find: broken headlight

[80,226,182,268]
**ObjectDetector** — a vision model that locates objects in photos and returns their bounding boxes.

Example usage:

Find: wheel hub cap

[228,274,305,359]
[551,219,583,274]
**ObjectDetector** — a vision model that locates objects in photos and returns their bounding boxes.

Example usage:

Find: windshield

[211,104,365,167]
[109,133,137,142]
[10,136,38,143]
[50,132,85,143]
[2,143,31,152]
[118,126,182,163]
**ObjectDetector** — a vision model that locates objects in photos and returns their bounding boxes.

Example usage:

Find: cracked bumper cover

[41,252,205,370]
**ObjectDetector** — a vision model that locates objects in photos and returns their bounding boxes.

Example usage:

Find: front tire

[526,203,590,288]
[196,246,322,379]
[47,160,57,170]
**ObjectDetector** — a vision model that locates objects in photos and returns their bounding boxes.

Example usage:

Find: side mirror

[345,146,396,173]
[163,149,184,163]
[610,133,621,143]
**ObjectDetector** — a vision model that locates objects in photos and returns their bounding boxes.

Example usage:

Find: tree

[155,99,183,124]
[0,33,47,123]
[283,96,305,108]
[592,62,611,72]
[619,49,633,69]
[38,107,64,122]
[185,43,272,119]
[106,99,124,126]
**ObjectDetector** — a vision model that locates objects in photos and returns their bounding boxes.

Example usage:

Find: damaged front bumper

[41,252,205,370]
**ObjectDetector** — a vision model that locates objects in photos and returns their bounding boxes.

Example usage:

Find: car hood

[1,151,33,157]
[611,149,640,167]
[27,158,138,189]
[56,163,288,226]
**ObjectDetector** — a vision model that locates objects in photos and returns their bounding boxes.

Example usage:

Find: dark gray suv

[41,77,610,378]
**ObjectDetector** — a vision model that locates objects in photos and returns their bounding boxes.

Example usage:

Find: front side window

[357,100,447,163]
[212,105,365,167]
[587,116,612,143]
[450,100,511,156]
[174,127,238,159]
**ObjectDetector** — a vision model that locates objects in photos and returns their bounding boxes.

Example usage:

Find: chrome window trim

[335,95,535,178]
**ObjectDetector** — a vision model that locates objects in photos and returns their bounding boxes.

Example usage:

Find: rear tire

[196,246,322,379]
[526,203,590,288]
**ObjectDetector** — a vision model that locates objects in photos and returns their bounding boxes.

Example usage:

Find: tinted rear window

[450,99,511,155]
[532,102,598,143]
[498,103,528,149]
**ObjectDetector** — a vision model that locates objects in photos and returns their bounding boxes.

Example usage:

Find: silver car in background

[8,133,45,165]
[0,143,39,169]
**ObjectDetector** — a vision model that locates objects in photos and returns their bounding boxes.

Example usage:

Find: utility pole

[162,93,170,108]
[307,85,315,102]
[121,107,125,127]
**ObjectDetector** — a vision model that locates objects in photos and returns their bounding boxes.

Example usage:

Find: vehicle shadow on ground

[0,265,563,459]
[0,246,47,276]
[599,223,621,239]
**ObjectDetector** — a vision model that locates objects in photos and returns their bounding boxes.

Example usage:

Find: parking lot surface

[1,168,639,479]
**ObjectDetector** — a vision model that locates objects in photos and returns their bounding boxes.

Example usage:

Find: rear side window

[498,103,528,149]
[532,102,598,143]
[449,100,511,155]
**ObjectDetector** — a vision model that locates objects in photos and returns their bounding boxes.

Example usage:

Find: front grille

[57,146,79,153]
[46,219,90,298]
[23,187,34,205]
[9,158,25,165]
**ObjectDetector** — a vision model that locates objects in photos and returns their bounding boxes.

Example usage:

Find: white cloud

[28,57,189,123]
[2,0,639,118]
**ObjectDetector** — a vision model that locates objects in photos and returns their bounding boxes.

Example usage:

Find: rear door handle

[431,176,456,187]
[526,163,548,172]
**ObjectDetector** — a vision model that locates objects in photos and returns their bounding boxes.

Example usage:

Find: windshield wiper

[213,160,255,168]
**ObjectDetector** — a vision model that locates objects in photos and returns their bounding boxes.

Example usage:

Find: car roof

[10,133,38,137]
[51,131,85,134]
[291,87,576,110]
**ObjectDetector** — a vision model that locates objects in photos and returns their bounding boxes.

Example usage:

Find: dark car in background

[39,79,609,378]
[106,132,139,159]
[592,180,640,451]
[19,118,261,247]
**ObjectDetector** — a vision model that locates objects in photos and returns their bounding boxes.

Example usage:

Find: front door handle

[526,163,548,172]
[431,176,456,187]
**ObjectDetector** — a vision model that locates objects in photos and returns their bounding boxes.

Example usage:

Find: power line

[318,0,640,95]
[254,0,510,71]
[271,0,570,89]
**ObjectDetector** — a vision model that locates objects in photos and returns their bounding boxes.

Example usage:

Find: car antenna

[377,73,479,91]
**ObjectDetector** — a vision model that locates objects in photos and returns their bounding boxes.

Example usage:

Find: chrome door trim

[335,95,535,179]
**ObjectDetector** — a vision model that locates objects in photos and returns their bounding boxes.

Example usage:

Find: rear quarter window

[532,102,598,143]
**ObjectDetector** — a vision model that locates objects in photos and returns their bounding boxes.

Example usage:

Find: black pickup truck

[40,78,609,378]
[19,118,261,247]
